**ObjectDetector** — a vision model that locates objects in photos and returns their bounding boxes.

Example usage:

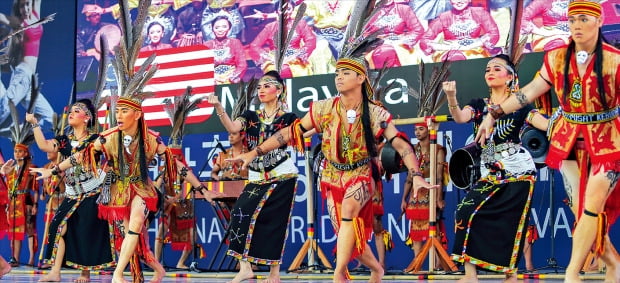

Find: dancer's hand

[226,150,257,170]
[25,113,38,124]
[474,114,495,146]
[412,176,439,198]
[442,81,457,98]
[0,159,14,175]
[29,167,53,180]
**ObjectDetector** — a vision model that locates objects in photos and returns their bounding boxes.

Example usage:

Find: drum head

[380,142,406,174]
[520,126,549,167]
[449,142,481,189]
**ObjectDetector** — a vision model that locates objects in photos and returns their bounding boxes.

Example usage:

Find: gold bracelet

[448,104,459,110]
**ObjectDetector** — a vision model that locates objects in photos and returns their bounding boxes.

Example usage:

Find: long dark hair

[562,29,608,109]
[361,86,377,159]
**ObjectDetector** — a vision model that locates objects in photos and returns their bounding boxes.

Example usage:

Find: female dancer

[443,54,536,282]
[207,70,299,283]
[28,100,114,283]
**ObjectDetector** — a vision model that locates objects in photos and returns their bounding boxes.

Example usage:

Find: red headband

[415,123,428,128]
[568,1,602,17]
[15,143,29,153]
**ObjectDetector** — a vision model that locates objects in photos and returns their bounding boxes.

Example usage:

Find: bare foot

[227,269,254,283]
[332,271,350,283]
[260,275,281,283]
[149,263,165,283]
[111,273,129,283]
[74,270,90,283]
[38,272,61,282]
[0,263,11,279]
[604,262,620,283]
[369,267,384,283]
[176,264,189,269]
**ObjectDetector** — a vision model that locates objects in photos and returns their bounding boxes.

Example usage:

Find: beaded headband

[335,58,374,99]
[568,1,601,17]
[487,58,515,75]
[73,102,93,119]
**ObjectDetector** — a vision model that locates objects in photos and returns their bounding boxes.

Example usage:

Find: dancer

[402,122,447,270]
[442,54,537,282]
[1,112,39,268]
[207,70,299,283]
[153,91,224,269]
[229,56,435,282]
[474,2,620,282]
[27,100,114,283]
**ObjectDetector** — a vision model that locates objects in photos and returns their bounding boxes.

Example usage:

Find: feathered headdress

[9,74,40,152]
[163,86,198,149]
[268,0,306,107]
[336,0,385,99]
[369,63,395,107]
[231,77,260,120]
[110,0,157,112]
[410,58,451,118]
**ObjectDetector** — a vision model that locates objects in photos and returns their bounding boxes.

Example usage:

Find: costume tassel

[595,212,608,255]
[352,217,366,257]
[288,119,305,153]
[382,230,394,252]
[130,252,144,283]
[198,244,207,259]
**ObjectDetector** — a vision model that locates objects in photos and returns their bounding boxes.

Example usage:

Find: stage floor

[3,266,606,282]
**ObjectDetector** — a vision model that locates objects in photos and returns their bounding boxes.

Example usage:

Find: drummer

[401,122,448,271]
[211,130,249,181]
[442,54,537,282]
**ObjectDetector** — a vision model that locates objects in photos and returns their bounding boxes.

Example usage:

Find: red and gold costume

[309,96,392,259]
[405,143,445,243]
[41,161,65,225]
[543,42,620,226]
[97,127,161,221]
[543,43,620,170]
[6,160,38,241]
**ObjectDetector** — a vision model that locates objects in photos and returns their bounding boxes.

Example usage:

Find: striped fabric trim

[568,1,602,17]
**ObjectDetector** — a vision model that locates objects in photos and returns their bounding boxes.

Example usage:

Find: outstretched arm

[26,113,58,153]
[30,137,103,179]
[230,113,314,168]
[383,122,439,198]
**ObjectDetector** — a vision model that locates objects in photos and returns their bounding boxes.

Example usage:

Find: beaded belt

[329,158,370,171]
[563,107,619,124]
[481,142,521,163]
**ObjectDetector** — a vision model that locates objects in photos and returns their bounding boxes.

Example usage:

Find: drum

[380,142,406,174]
[94,24,121,53]
[520,125,549,168]
[449,142,481,189]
